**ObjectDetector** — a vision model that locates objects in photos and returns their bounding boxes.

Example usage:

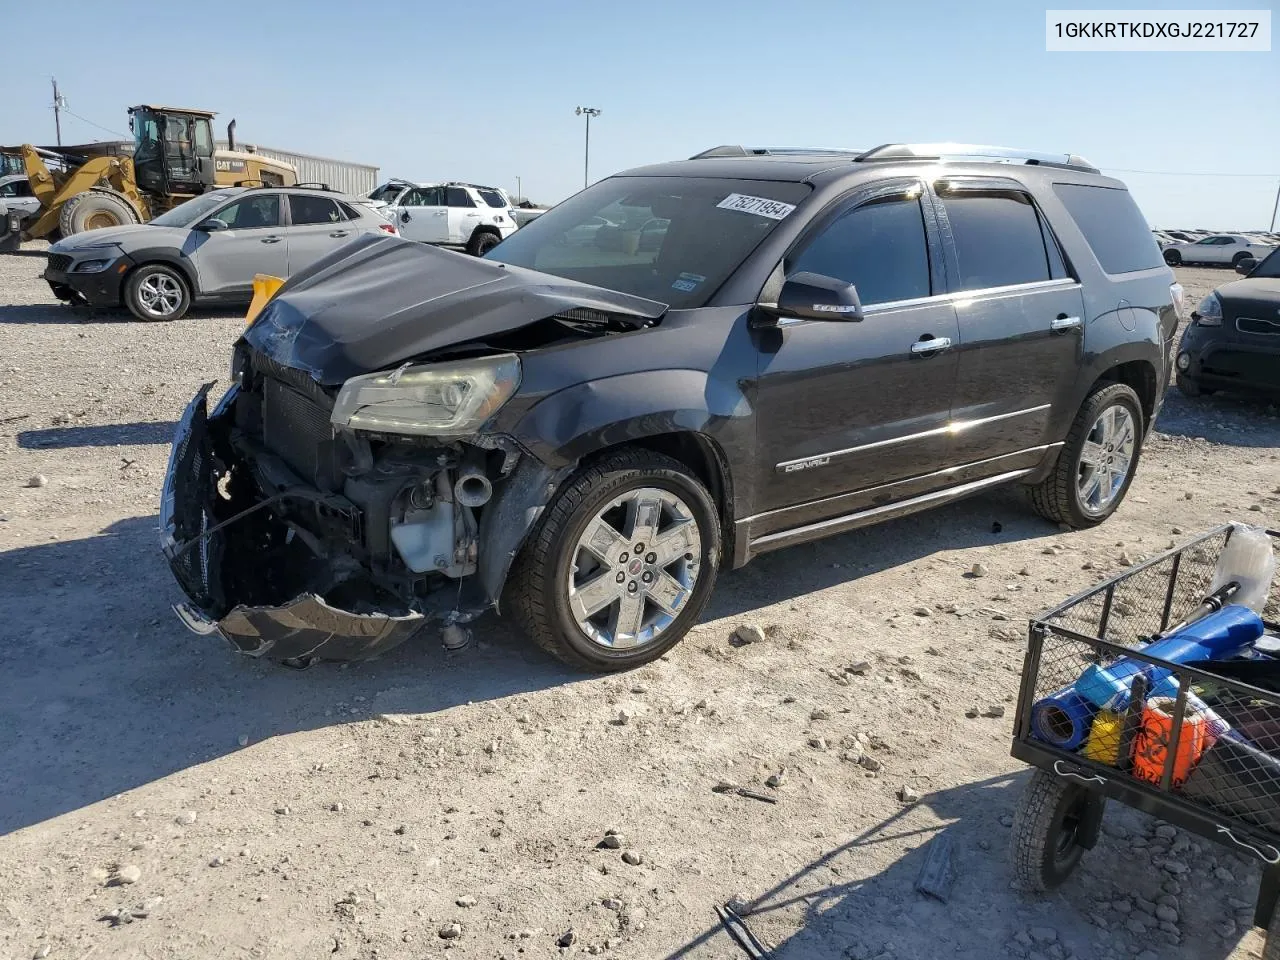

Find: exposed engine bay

[162,350,542,662]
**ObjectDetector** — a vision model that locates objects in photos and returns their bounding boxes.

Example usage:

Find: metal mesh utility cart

[1009,524,1280,957]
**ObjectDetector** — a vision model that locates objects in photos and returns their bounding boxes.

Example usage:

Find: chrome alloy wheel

[566,487,702,650]
[137,273,183,318]
[1076,405,1136,515]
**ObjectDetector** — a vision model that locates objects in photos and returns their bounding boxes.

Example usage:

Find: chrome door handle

[1051,315,1083,332]
[329,231,350,238]
[260,236,282,244]
[910,336,952,355]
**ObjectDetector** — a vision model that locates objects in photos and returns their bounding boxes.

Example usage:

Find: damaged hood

[243,234,668,386]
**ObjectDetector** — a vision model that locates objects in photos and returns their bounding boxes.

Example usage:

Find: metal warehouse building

[216,142,379,196]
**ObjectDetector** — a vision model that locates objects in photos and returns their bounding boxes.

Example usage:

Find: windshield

[148,192,241,228]
[485,176,810,308]
[1248,247,1280,279]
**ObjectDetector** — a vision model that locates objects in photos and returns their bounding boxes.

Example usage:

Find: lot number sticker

[716,193,796,220]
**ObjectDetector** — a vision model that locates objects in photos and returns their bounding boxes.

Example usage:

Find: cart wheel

[1010,770,1105,892]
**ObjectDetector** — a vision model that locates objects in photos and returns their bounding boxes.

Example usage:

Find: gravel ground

[1,245,1277,960]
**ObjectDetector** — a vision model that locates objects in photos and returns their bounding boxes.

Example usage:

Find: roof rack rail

[689,145,863,160]
[292,181,334,191]
[855,143,1098,173]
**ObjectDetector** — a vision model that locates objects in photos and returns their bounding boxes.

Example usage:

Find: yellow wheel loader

[7,105,296,241]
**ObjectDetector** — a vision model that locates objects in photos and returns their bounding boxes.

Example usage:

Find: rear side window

[941,193,1052,290]
[790,196,931,305]
[337,200,363,221]
[1052,183,1164,274]
[446,187,475,208]
[477,189,507,208]
[290,195,343,225]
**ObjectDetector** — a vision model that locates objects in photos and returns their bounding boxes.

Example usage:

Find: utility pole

[51,77,65,146]
[574,106,601,190]
[515,176,522,204]
[1271,178,1279,233]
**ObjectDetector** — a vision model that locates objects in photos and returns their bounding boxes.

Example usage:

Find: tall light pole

[575,106,601,190]
[1271,178,1279,233]
[515,176,522,204]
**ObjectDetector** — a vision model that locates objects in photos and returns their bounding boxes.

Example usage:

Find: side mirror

[197,218,229,232]
[760,271,864,322]
[1235,257,1257,275]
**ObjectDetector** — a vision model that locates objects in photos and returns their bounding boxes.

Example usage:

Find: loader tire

[58,191,139,237]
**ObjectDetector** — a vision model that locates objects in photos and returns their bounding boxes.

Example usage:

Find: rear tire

[124,263,191,321]
[1232,252,1252,268]
[1010,770,1105,892]
[58,190,139,237]
[1028,382,1144,529]
[467,230,501,256]
[1163,249,1182,266]
[505,448,721,672]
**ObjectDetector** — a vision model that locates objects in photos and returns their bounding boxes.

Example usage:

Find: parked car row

[1153,227,1279,253]
[1160,233,1277,268]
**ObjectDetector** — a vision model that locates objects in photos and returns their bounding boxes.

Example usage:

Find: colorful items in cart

[1081,710,1124,766]
[1031,605,1264,754]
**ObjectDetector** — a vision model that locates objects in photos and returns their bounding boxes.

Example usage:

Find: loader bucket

[246,274,285,325]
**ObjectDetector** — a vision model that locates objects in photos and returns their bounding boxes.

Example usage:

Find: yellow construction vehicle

[8,105,296,240]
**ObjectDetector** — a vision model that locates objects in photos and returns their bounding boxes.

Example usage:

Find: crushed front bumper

[45,254,132,307]
[159,384,425,661]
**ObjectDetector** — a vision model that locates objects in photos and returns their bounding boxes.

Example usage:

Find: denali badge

[782,455,832,473]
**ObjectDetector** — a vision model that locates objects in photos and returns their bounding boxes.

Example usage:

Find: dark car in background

[1176,246,1280,397]
[160,142,1180,671]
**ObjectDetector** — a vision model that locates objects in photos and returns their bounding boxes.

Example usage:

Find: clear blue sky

[5,0,1277,228]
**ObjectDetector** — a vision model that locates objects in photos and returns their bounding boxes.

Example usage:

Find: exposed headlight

[331,353,521,436]
[73,258,113,273]
[1176,351,1191,371]
[1193,293,1223,326]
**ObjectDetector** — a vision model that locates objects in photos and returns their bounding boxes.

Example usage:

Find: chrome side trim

[771,279,1082,326]
[751,468,1034,552]
[775,404,1050,472]
[756,443,1060,524]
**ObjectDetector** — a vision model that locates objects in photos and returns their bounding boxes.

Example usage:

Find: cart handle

[1217,827,1280,866]
[1053,760,1107,786]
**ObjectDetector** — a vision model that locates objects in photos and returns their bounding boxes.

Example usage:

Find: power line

[61,109,130,139]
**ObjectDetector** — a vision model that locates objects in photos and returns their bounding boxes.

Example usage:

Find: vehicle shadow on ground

[1155,388,1280,449]
[706,486,1050,624]
[2,249,48,259]
[0,303,242,325]
[17,421,178,449]
[0,515,577,835]
[663,772,1253,960]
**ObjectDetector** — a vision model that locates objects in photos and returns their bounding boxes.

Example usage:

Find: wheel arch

[1092,357,1158,430]
[121,252,198,304]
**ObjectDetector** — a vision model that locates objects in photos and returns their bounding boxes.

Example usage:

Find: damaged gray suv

[161,143,1180,670]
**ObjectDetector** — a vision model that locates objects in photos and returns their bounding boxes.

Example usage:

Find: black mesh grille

[47,253,72,273]
[1020,527,1280,845]
[261,377,333,482]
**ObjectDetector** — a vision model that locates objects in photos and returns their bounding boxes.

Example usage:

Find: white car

[1162,233,1276,268]
[366,180,516,255]
[0,175,41,224]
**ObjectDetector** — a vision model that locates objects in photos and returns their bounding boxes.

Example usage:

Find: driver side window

[790,195,932,306]
[212,195,281,229]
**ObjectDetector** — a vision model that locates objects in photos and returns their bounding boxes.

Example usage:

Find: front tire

[468,230,501,256]
[1011,770,1105,892]
[124,264,191,321]
[1176,372,1206,398]
[1163,249,1182,266]
[1028,382,1144,528]
[505,448,721,672]
[58,190,139,237]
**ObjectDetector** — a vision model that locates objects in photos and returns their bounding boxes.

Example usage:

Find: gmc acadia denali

[160,142,1182,670]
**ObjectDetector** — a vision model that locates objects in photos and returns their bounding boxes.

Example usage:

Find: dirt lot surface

[1,246,1277,960]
